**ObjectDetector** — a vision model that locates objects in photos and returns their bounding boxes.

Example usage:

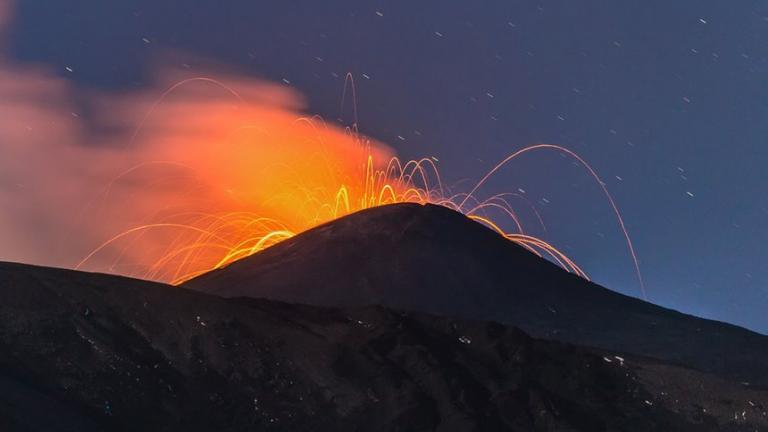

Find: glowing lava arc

[456,144,646,300]
[75,77,643,299]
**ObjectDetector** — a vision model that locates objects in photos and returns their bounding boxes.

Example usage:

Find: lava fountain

[72,75,643,298]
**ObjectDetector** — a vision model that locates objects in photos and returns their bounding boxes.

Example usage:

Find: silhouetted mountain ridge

[2,261,767,431]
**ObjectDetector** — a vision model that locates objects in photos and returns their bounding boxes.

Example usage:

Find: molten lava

[71,75,643,298]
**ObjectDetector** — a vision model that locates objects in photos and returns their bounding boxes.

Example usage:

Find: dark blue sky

[9,1,768,332]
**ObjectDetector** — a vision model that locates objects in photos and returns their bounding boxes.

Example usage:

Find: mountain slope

[186,203,768,386]
[2,261,767,431]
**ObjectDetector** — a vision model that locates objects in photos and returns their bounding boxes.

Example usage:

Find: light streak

[75,77,644,299]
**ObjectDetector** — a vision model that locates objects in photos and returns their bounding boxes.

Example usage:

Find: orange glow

[68,76,643,299]
[0,34,642,296]
[0,3,642,298]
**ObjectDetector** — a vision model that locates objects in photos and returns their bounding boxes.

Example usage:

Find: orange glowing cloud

[0,61,399,281]
[76,72,405,282]
[0,2,398,279]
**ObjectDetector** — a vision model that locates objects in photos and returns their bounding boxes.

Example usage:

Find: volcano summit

[186,203,768,386]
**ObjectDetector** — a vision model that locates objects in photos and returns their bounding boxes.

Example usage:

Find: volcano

[4,204,768,430]
[186,203,768,386]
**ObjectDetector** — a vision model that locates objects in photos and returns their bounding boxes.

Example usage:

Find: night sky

[5,1,768,332]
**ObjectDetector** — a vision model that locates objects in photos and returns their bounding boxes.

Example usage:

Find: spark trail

[75,77,644,298]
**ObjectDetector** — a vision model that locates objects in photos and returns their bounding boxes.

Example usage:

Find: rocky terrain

[1,261,768,431]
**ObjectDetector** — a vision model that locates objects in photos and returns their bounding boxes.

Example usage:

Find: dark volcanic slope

[2,262,768,431]
[186,203,768,386]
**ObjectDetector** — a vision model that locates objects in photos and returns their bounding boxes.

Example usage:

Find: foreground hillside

[1,261,767,431]
[186,203,768,386]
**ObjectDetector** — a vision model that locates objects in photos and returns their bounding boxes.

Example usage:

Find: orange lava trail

[129,77,246,146]
[75,77,644,299]
[458,144,646,300]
